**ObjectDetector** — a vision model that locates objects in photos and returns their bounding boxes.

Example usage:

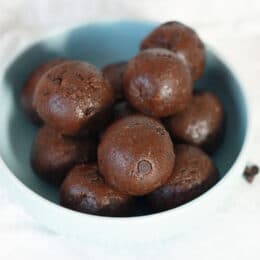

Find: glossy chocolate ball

[165,92,224,153]
[98,115,175,196]
[123,48,192,117]
[33,61,115,136]
[146,144,219,211]
[141,21,206,81]
[60,164,135,216]
[31,126,97,185]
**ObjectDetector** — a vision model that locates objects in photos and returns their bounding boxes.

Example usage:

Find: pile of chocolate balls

[21,21,224,217]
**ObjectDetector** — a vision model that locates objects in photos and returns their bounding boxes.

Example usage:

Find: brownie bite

[102,61,128,101]
[141,21,205,81]
[123,48,192,117]
[21,58,66,124]
[31,126,97,185]
[146,144,219,211]
[98,115,175,196]
[33,61,115,136]
[165,92,225,153]
[60,164,135,216]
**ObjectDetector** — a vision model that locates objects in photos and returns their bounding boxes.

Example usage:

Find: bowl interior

[0,21,248,208]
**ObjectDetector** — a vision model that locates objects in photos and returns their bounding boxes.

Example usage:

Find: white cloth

[0,0,260,259]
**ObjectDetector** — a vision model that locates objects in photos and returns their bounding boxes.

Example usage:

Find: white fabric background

[0,0,260,259]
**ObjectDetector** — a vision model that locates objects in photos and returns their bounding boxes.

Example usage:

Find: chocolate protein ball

[146,144,219,211]
[123,48,192,117]
[60,164,134,216]
[113,101,136,121]
[21,58,66,124]
[33,61,115,136]
[31,126,97,185]
[165,92,224,153]
[102,61,128,101]
[98,115,175,196]
[141,21,206,81]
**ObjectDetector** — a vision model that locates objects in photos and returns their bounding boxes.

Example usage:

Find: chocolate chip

[243,165,259,183]
[137,160,152,176]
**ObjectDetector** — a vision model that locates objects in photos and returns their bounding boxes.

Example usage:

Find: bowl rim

[0,19,252,224]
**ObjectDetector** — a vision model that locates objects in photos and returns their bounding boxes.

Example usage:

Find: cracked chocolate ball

[146,144,219,211]
[31,126,97,185]
[123,48,192,117]
[33,61,115,136]
[98,115,175,196]
[141,21,206,81]
[102,61,128,101]
[60,164,135,216]
[21,58,66,124]
[164,92,224,153]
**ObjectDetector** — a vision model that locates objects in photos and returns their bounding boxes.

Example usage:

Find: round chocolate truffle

[141,21,206,81]
[165,92,224,153]
[146,144,219,211]
[113,101,136,121]
[21,58,66,124]
[60,164,134,216]
[102,61,128,101]
[98,115,175,196]
[31,126,97,185]
[123,48,192,117]
[33,61,115,136]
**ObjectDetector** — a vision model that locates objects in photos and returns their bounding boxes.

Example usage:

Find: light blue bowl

[0,21,250,243]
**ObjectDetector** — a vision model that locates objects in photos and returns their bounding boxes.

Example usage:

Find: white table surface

[0,0,260,259]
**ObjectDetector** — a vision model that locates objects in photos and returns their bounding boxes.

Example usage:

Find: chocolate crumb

[243,165,259,183]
